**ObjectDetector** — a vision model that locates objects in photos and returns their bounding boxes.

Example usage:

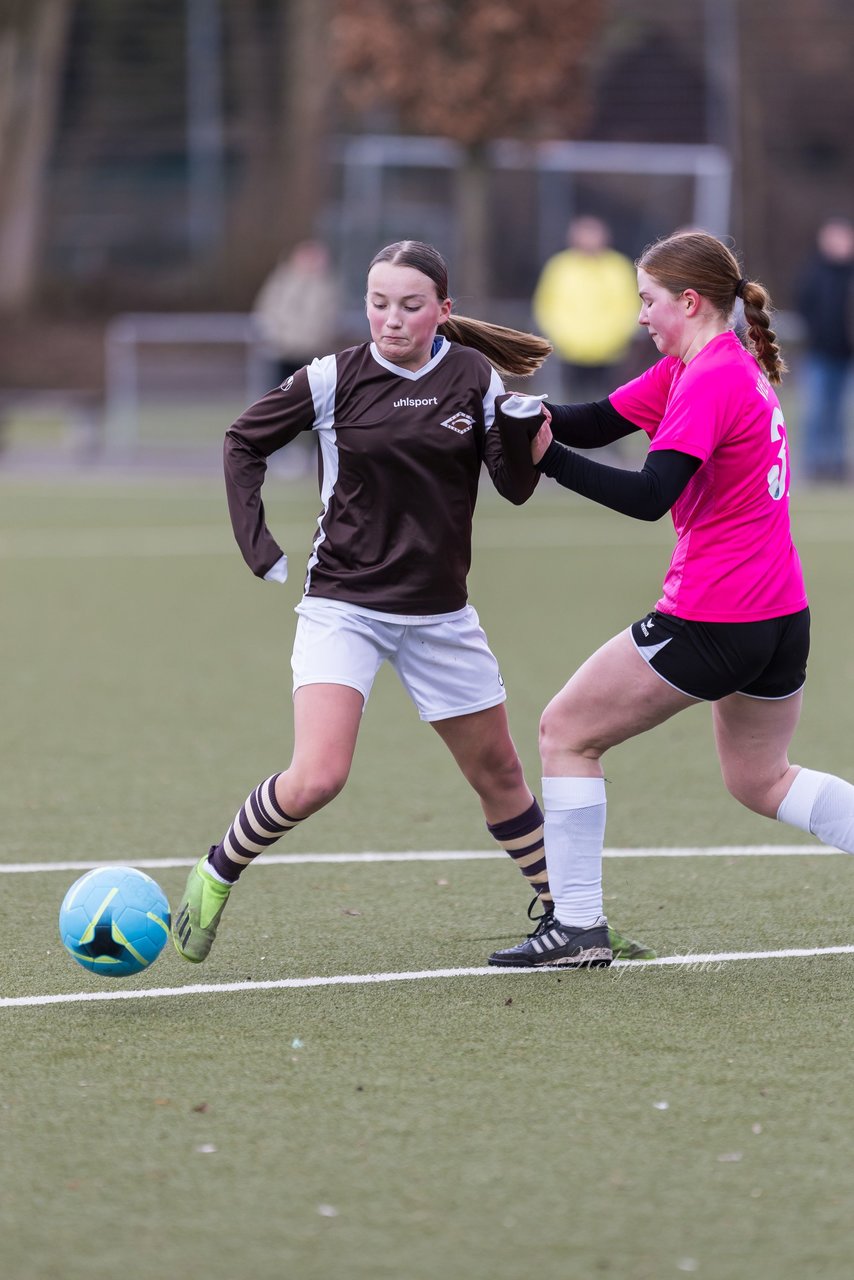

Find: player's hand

[531,408,553,465]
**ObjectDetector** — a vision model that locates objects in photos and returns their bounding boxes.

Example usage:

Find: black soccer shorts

[630,607,810,701]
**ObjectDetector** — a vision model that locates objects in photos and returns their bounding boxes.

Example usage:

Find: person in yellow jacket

[533,215,641,401]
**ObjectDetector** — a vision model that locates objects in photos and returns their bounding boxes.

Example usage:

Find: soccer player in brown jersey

[172,241,653,964]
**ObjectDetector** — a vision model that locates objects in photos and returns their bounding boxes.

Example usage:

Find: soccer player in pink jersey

[171,240,651,965]
[490,229,854,969]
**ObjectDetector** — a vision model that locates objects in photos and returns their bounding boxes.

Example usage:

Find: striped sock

[487,797,552,910]
[208,773,304,883]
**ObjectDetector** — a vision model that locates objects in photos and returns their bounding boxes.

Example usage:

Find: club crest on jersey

[440,411,475,435]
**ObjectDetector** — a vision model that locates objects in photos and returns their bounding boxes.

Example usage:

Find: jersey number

[767,407,788,501]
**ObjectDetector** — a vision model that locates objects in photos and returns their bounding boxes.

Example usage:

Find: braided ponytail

[738,279,788,385]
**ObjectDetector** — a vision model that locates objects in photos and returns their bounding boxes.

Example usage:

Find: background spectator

[794,216,854,482]
[252,240,341,388]
[532,214,640,403]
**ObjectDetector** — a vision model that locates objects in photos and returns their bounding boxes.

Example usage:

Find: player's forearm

[548,399,640,450]
[537,441,700,521]
[223,436,284,577]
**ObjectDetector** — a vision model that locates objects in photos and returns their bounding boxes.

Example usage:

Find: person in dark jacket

[794,217,854,482]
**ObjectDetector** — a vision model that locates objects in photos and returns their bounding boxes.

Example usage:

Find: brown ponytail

[438,314,552,377]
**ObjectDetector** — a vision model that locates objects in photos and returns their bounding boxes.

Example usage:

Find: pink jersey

[609,331,807,622]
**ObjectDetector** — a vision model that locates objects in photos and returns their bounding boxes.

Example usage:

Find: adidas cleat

[489,917,612,968]
[526,896,653,960]
[526,895,555,939]
[172,852,232,963]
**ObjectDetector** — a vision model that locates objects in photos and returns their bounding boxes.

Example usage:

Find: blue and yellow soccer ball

[59,866,171,978]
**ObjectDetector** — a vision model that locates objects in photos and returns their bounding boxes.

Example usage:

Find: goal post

[329,134,732,328]
[103,312,271,462]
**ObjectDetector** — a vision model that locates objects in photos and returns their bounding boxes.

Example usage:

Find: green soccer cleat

[172,853,232,963]
[608,923,656,961]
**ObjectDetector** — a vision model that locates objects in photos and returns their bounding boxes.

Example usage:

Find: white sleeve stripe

[483,367,505,429]
[307,353,337,429]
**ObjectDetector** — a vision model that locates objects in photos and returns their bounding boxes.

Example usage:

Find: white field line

[4,946,854,1008]
[0,844,837,875]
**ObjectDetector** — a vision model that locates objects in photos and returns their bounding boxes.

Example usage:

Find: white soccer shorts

[291,597,507,721]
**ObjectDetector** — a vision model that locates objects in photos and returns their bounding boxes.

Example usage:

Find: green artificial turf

[2,473,854,1279]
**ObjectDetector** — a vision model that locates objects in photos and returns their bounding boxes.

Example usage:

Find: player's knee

[471,742,525,795]
[283,768,349,816]
[538,705,604,774]
[495,745,526,788]
[539,702,582,757]
[721,766,772,817]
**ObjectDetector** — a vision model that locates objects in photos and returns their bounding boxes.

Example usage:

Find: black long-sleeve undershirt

[548,398,642,449]
[537,438,702,521]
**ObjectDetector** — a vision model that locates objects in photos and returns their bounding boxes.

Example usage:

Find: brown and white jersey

[224,338,538,615]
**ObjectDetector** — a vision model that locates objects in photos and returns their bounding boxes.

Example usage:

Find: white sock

[777,767,854,853]
[203,859,233,886]
[542,776,607,927]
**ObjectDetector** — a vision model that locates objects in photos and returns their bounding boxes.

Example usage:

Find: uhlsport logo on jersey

[393,396,439,408]
[440,411,475,435]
